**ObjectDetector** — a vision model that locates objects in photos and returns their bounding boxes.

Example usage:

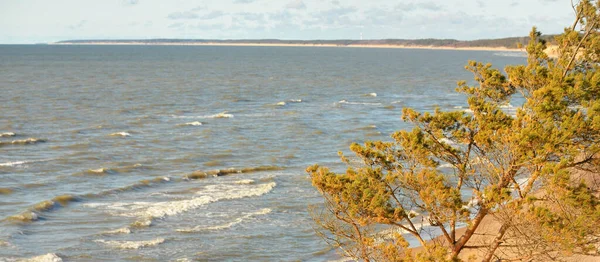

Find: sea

[0,45,526,261]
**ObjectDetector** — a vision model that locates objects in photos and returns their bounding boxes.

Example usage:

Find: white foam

[212,112,233,118]
[182,121,202,126]
[337,100,382,106]
[89,168,108,174]
[234,179,255,185]
[289,99,302,103]
[10,138,44,144]
[85,182,276,220]
[21,253,63,262]
[94,238,164,249]
[0,132,15,137]
[368,92,377,97]
[109,132,131,137]
[172,112,234,119]
[177,208,271,232]
[102,227,131,235]
[0,160,29,167]
[276,102,286,106]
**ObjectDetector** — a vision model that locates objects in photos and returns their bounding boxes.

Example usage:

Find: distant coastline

[51,35,559,52]
[50,41,526,52]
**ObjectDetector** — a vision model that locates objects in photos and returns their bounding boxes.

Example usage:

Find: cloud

[285,0,306,10]
[168,11,199,20]
[396,2,441,12]
[168,23,185,29]
[238,12,266,22]
[122,0,139,6]
[233,0,256,3]
[68,20,87,30]
[199,11,225,20]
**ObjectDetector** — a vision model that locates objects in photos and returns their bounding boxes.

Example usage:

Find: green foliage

[308,1,600,261]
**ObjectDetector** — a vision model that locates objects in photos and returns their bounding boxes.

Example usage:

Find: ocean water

[0,45,525,261]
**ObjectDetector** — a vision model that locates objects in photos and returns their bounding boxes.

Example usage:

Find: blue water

[0,45,525,261]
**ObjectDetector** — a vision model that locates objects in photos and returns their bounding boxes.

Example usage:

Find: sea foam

[85,182,276,221]
[21,253,63,262]
[177,208,271,233]
[94,238,165,249]
[109,132,131,137]
[0,132,16,137]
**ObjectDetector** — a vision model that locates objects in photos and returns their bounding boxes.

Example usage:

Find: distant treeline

[57,35,558,49]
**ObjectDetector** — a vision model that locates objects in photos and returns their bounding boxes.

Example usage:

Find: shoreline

[49,42,526,52]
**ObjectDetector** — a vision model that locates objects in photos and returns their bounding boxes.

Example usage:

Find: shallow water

[0,45,524,261]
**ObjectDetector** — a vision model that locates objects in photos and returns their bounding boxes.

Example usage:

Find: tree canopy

[307,1,600,261]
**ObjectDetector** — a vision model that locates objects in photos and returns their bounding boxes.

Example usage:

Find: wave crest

[94,238,164,249]
[177,208,271,233]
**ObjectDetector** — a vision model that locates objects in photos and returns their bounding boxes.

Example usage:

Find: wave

[177,208,271,233]
[234,179,255,185]
[83,164,145,176]
[0,138,46,146]
[0,132,16,137]
[0,158,52,167]
[177,121,202,126]
[5,211,39,222]
[109,132,131,137]
[94,238,164,249]
[101,227,131,235]
[84,177,172,198]
[0,160,29,167]
[337,100,382,106]
[288,99,302,103]
[4,195,78,223]
[86,168,114,175]
[365,93,377,97]
[0,188,13,195]
[184,166,283,180]
[276,101,286,106]
[172,111,234,119]
[84,182,276,221]
[20,253,63,262]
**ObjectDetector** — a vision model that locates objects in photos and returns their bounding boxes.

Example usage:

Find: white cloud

[285,0,306,10]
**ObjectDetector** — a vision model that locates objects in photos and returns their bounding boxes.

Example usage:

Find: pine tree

[307,1,600,261]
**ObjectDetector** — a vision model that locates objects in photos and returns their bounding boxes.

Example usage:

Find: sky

[0,0,575,44]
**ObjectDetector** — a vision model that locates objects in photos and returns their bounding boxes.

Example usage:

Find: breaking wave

[109,132,131,137]
[0,138,46,146]
[4,195,78,223]
[172,111,233,119]
[0,132,16,137]
[177,121,202,126]
[84,182,276,221]
[177,208,271,233]
[184,166,283,180]
[101,227,131,235]
[20,253,63,262]
[0,160,29,167]
[94,238,165,249]
[337,100,382,106]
